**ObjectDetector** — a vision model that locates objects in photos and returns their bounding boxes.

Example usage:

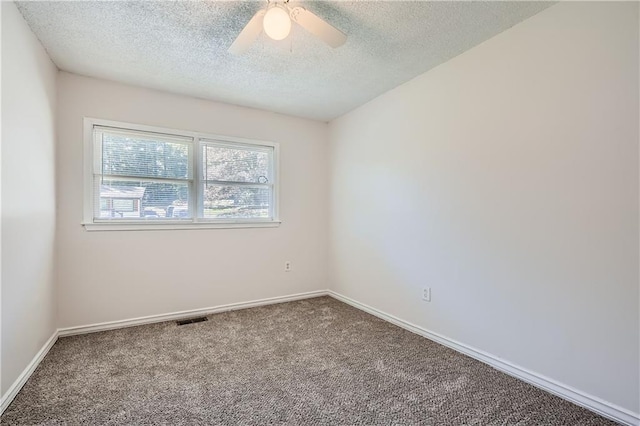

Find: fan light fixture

[263,6,291,41]
[228,2,347,55]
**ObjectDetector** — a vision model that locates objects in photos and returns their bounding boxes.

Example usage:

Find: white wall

[329,1,639,416]
[56,72,328,328]
[1,2,58,397]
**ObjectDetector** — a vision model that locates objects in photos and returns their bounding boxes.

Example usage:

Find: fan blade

[228,9,266,55]
[289,7,346,48]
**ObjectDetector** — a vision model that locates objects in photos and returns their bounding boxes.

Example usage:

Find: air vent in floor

[176,317,208,326]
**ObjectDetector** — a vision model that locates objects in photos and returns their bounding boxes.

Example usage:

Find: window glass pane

[89,123,279,226]
[203,145,270,183]
[203,184,270,219]
[101,132,190,179]
[97,179,190,219]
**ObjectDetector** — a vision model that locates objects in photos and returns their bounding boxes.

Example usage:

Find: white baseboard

[327,290,639,426]
[4,290,636,426]
[58,290,329,337]
[2,291,328,416]
[1,330,59,415]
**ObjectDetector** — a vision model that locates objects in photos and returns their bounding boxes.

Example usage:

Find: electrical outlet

[422,287,431,302]
[285,261,291,272]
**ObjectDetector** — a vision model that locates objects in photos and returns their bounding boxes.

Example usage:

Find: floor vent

[176,317,208,326]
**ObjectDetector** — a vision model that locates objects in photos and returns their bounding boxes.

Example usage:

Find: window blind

[90,124,276,223]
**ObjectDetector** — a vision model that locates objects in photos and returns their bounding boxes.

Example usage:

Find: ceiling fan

[228,1,347,55]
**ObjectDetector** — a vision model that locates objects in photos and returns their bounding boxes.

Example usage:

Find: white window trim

[83,117,281,231]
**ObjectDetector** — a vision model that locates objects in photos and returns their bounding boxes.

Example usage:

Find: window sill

[83,220,281,231]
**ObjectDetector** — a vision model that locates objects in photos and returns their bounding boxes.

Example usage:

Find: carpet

[1,296,614,425]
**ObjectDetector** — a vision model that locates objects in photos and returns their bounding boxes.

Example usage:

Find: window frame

[83,117,281,231]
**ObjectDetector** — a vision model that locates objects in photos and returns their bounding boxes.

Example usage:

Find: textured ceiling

[16,1,552,121]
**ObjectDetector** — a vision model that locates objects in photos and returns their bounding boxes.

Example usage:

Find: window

[84,118,279,230]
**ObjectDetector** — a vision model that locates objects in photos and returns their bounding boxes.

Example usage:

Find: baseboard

[5,291,636,425]
[58,290,329,337]
[2,291,327,416]
[1,330,59,415]
[327,291,639,426]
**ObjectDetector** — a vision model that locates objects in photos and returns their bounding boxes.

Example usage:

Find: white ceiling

[16,1,552,121]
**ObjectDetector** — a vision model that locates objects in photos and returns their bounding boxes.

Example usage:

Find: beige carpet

[1,297,614,425]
